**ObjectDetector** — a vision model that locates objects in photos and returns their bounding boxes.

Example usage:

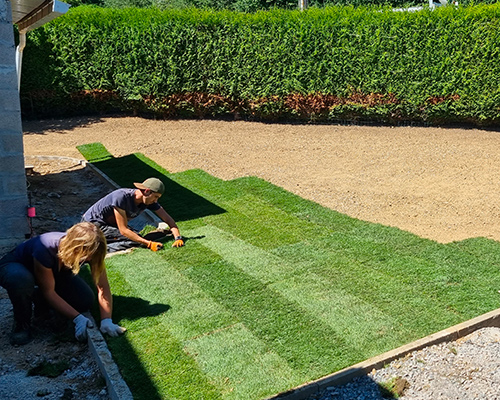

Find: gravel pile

[311,327,500,400]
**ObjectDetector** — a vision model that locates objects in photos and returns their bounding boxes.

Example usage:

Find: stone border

[81,158,161,399]
[24,155,85,164]
[86,314,134,400]
[267,307,500,400]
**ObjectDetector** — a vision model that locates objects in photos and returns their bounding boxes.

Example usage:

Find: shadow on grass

[93,295,172,399]
[80,268,171,399]
[75,145,227,398]
[81,266,170,322]
[91,153,226,222]
[107,334,165,400]
[111,295,171,321]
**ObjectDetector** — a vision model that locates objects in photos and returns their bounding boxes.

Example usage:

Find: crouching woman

[0,222,126,345]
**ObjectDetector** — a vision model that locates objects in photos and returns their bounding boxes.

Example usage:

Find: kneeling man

[82,178,184,253]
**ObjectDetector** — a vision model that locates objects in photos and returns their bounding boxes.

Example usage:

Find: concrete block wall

[0,0,30,252]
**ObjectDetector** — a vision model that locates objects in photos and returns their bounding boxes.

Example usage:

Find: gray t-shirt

[82,188,161,227]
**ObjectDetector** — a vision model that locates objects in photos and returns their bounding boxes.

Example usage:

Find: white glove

[73,314,94,342]
[100,318,127,337]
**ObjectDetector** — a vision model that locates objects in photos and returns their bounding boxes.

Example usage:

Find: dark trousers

[92,222,169,253]
[96,224,141,253]
[0,252,94,327]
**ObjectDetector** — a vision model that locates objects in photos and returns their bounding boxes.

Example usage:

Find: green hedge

[21,5,500,125]
[68,0,500,13]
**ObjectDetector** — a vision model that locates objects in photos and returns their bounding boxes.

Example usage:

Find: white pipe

[16,31,27,92]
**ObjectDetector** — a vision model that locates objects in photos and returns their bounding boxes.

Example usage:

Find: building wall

[0,0,30,252]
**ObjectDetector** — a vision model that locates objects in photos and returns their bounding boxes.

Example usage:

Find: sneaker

[10,322,32,346]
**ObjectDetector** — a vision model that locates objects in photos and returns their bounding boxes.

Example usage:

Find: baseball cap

[134,178,165,194]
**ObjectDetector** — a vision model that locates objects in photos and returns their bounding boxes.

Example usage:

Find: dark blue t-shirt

[13,232,64,275]
[82,188,161,227]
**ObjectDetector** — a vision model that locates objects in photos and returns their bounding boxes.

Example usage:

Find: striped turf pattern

[78,143,500,400]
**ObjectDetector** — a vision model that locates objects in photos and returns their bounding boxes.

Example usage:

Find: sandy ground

[22,116,500,244]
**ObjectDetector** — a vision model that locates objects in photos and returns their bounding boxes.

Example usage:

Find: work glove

[147,241,163,251]
[100,318,127,337]
[73,314,93,342]
[172,236,185,248]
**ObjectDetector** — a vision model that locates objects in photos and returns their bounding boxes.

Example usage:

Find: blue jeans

[0,251,95,327]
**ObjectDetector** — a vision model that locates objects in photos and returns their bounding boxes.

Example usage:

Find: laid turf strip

[78,143,500,400]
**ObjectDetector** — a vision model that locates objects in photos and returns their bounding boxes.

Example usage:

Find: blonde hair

[58,222,107,284]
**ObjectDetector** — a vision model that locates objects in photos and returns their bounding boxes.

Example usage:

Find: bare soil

[22,116,500,243]
[23,156,114,235]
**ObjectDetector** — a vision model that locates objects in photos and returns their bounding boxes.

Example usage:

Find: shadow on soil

[22,116,108,134]
[22,115,500,135]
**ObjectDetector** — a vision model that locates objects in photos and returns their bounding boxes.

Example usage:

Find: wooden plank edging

[267,307,500,400]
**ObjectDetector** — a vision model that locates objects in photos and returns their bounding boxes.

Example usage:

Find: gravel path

[311,327,500,400]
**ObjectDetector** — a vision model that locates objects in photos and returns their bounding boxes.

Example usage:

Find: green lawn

[78,142,500,400]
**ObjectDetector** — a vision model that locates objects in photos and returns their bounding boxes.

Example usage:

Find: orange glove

[147,241,163,251]
[172,236,185,248]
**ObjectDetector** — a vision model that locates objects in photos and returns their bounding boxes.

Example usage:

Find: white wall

[0,0,30,252]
